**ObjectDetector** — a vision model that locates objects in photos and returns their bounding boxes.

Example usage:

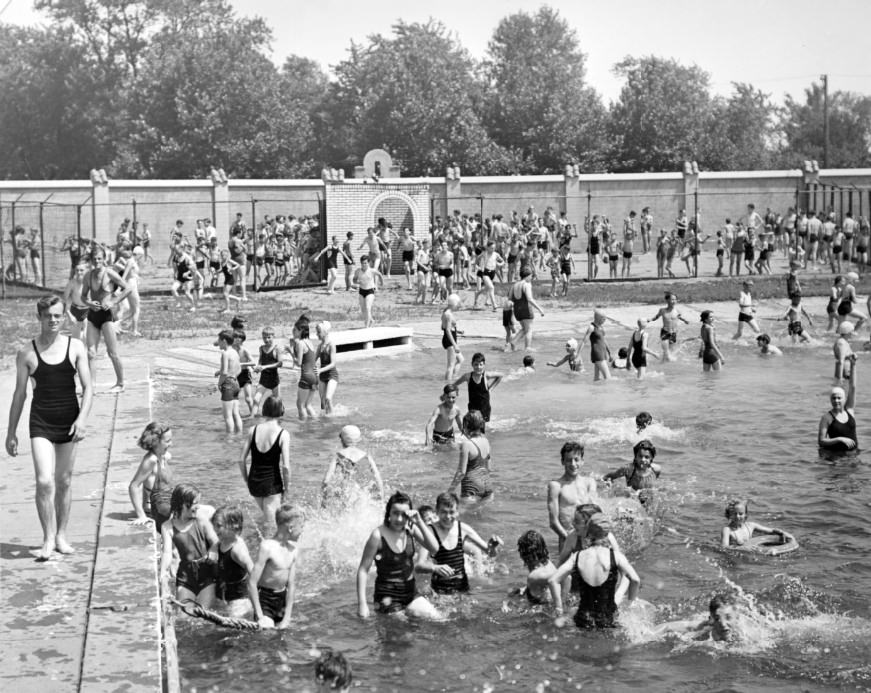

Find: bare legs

[31,438,77,559]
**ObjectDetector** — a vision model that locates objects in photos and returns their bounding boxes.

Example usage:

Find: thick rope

[170,597,260,631]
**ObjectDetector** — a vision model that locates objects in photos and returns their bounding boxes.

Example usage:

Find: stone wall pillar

[90,169,110,241]
[210,168,229,238]
[444,167,462,223]
[563,165,582,229]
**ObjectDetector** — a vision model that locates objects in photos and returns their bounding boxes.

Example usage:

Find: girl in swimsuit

[118,246,143,336]
[441,294,464,380]
[81,245,129,391]
[315,320,340,414]
[826,275,844,332]
[720,499,794,549]
[129,422,174,530]
[818,362,858,454]
[239,396,292,524]
[415,491,503,595]
[356,491,440,618]
[212,505,254,617]
[449,411,493,500]
[547,514,640,626]
[517,530,556,605]
[581,310,612,381]
[699,310,725,372]
[160,483,218,608]
[627,319,659,379]
[292,315,318,420]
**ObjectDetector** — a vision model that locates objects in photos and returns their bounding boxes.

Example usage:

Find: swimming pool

[154,332,871,691]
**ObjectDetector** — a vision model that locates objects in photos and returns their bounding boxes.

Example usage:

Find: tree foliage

[0,5,868,179]
[484,6,607,172]
[329,20,509,176]
[782,83,871,168]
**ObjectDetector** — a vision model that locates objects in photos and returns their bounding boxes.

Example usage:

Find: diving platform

[331,325,414,360]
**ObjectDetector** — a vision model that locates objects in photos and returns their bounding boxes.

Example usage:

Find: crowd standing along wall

[3,167,871,290]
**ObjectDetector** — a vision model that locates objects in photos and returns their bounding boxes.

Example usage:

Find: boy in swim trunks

[248,503,304,629]
[425,384,463,446]
[547,441,598,549]
[215,330,242,433]
[781,295,812,343]
[232,329,256,417]
[650,292,690,362]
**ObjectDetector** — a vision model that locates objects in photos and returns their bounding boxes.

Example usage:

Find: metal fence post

[39,202,46,288]
[250,197,258,292]
[10,201,18,283]
[0,204,5,299]
[76,205,82,259]
[693,189,699,278]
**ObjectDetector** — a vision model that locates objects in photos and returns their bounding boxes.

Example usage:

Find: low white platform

[331,325,414,360]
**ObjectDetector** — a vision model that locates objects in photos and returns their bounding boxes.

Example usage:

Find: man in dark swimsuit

[6,296,93,560]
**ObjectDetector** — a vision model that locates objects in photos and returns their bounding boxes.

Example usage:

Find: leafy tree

[123,9,315,178]
[704,83,782,170]
[330,20,510,176]
[0,24,112,178]
[484,6,607,173]
[782,82,871,168]
[609,56,715,172]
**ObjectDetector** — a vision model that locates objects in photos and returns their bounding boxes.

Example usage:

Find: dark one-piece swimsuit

[29,337,79,444]
[429,523,469,594]
[374,531,416,613]
[573,548,619,629]
[247,426,286,498]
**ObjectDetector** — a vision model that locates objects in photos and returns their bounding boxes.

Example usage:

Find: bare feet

[55,537,76,555]
[35,540,54,561]
[109,383,125,393]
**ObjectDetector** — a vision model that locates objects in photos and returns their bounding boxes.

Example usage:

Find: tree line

[1,1,868,180]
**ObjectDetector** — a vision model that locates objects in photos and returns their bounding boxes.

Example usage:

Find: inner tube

[744,533,799,556]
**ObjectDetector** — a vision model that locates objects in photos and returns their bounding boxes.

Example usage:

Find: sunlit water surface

[153,332,871,692]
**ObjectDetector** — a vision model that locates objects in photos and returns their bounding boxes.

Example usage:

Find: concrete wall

[2,168,869,250]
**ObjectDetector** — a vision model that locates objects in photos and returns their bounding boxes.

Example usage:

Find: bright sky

[3,0,870,104]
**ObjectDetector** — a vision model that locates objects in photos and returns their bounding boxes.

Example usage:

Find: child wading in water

[415,491,502,595]
[449,411,493,500]
[602,439,662,505]
[425,384,464,446]
[720,499,794,548]
[215,329,242,433]
[452,352,503,429]
[253,326,282,415]
[160,483,218,608]
[516,530,556,604]
[547,441,598,549]
[212,505,254,617]
[321,424,384,506]
[547,338,584,372]
[129,421,174,530]
[248,503,305,628]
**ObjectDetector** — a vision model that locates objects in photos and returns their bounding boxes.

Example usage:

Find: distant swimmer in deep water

[818,359,859,454]
[656,593,756,643]
[720,499,795,549]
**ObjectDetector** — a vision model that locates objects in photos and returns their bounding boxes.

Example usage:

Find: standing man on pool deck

[649,292,690,362]
[6,296,93,560]
[509,267,545,352]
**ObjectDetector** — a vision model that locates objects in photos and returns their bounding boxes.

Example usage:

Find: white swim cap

[846,271,859,282]
[566,338,578,350]
[340,425,362,445]
[319,320,331,334]
[838,322,855,336]
[132,246,144,256]
[447,293,461,308]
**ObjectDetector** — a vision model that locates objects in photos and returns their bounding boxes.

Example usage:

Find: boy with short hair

[452,352,503,428]
[425,385,463,446]
[62,262,89,340]
[215,330,242,433]
[547,441,598,549]
[781,295,813,343]
[232,329,255,417]
[248,503,304,629]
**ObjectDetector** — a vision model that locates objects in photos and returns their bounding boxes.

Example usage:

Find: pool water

[154,332,871,692]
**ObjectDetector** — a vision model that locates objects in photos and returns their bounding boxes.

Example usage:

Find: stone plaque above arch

[354,149,401,179]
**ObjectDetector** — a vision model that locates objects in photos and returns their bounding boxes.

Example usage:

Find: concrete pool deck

[0,364,161,692]
[0,295,839,691]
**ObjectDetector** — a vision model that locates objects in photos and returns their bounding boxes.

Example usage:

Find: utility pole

[820,74,829,169]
